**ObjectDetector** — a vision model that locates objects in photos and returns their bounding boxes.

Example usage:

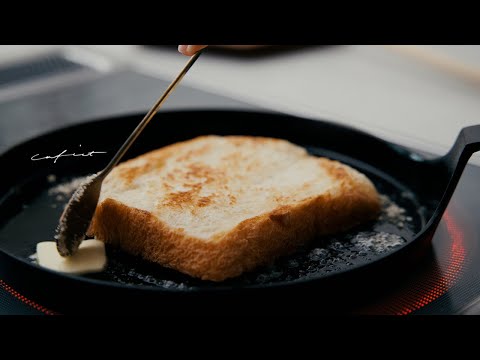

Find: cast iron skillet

[0,110,479,315]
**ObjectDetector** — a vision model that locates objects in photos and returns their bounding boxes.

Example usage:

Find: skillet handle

[431,125,480,226]
[442,125,480,172]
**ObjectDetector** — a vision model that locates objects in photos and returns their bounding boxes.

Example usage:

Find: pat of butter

[36,240,107,274]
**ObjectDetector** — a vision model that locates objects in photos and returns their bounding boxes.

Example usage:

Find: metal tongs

[55,51,202,256]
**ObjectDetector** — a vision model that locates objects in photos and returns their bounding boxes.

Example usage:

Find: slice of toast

[89,136,381,281]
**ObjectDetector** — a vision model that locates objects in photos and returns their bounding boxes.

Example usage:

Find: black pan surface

[0,110,475,314]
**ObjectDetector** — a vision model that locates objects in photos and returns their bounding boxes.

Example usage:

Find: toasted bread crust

[89,143,380,281]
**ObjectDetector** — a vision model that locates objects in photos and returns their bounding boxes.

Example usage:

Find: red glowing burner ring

[0,279,57,315]
[395,210,467,315]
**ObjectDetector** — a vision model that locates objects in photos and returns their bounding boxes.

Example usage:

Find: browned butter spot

[163,188,200,207]
[197,196,212,207]
[117,156,167,185]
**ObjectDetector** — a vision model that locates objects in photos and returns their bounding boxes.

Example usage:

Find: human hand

[178,45,208,56]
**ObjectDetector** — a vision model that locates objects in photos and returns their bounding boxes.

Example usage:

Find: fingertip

[178,45,207,56]
[178,45,188,55]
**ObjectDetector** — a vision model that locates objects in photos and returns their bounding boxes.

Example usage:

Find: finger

[178,45,208,56]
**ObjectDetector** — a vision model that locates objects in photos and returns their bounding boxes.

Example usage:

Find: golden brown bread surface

[89,135,381,281]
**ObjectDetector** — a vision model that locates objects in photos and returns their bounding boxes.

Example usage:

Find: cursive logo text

[31,145,107,164]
